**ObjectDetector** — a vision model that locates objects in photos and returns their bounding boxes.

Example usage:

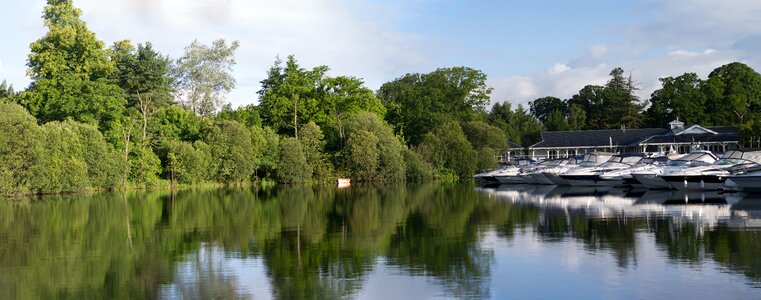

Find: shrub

[277,138,312,183]
[205,120,256,183]
[0,102,43,195]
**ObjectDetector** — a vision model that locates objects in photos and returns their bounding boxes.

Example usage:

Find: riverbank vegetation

[2,0,761,195]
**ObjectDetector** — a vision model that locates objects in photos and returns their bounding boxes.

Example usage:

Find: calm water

[2,183,761,299]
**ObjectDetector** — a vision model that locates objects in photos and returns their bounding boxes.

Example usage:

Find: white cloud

[75,0,432,106]
[546,63,570,75]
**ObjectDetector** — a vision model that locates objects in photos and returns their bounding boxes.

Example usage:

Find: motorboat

[521,158,577,184]
[598,157,667,187]
[556,152,617,186]
[561,154,639,187]
[660,150,761,190]
[530,158,580,185]
[474,159,534,183]
[728,167,761,191]
[632,151,718,189]
[493,159,535,184]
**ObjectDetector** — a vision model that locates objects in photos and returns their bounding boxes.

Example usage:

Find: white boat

[632,151,717,189]
[597,156,666,188]
[557,152,617,186]
[590,156,647,187]
[660,150,761,190]
[492,159,535,184]
[521,158,575,185]
[530,158,579,185]
[729,167,761,191]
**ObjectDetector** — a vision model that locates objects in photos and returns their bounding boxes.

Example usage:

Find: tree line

[2,0,761,195]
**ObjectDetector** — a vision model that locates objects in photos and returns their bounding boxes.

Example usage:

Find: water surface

[1,183,761,299]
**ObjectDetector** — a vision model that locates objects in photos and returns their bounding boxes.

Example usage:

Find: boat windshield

[666,160,690,167]
[715,158,746,166]
[579,161,597,167]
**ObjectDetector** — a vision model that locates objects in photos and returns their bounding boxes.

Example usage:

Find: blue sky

[1,0,760,108]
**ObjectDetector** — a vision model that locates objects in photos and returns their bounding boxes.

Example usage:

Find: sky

[1,0,760,108]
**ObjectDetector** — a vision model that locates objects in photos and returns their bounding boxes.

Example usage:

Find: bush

[341,112,406,182]
[164,140,211,184]
[299,121,334,179]
[418,121,477,178]
[35,121,90,193]
[205,120,256,183]
[0,102,43,195]
[345,130,379,181]
[277,138,312,183]
[403,148,433,181]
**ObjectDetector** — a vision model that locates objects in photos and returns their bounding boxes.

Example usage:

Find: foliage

[378,67,492,145]
[205,120,256,183]
[173,39,239,117]
[0,102,44,195]
[163,140,212,184]
[344,130,380,181]
[544,110,570,131]
[299,121,333,179]
[341,112,406,182]
[644,73,708,127]
[417,121,477,178]
[151,106,204,142]
[23,0,125,135]
[529,96,567,124]
[567,104,586,130]
[252,126,280,179]
[217,104,262,128]
[403,149,434,181]
[277,137,312,183]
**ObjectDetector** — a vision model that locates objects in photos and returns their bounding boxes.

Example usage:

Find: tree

[417,121,477,178]
[341,112,406,181]
[603,67,645,129]
[0,80,15,101]
[112,41,174,182]
[704,62,761,125]
[378,67,492,145]
[645,73,708,127]
[23,0,125,135]
[0,102,43,195]
[163,140,212,184]
[217,104,262,128]
[277,138,312,183]
[258,55,324,138]
[568,104,586,130]
[567,85,606,130]
[205,120,256,183]
[344,130,380,181]
[529,96,567,124]
[544,110,570,131]
[299,121,333,179]
[318,75,386,143]
[173,39,239,118]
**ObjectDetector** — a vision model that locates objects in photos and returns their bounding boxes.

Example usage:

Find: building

[516,119,740,160]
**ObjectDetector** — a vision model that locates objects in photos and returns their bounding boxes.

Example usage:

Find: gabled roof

[530,128,668,148]
[675,124,718,135]
[507,141,523,149]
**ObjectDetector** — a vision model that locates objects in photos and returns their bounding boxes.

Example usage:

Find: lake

[1,183,761,299]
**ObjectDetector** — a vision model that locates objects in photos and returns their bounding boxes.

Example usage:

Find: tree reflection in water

[1,183,761,299]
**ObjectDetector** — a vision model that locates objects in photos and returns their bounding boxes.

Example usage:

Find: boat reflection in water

[477,184,761,230]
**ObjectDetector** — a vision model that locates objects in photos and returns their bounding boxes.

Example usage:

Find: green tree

[603,67,645,129]
[529,96,567,124]
[704,62,761,125]
[205,120,256,183]
[645,73,708,127]
[150,106,204,142]
[341,113,406,181]
[173,39,239,118]
[417,121,477,178]
[0,80,16,101]
[163,140,212,184]
[0,102,44,195]
[378,67,492,145]
[258,55,325,138]
[277,137,312,183]
[299,121,333,179]
[544,109,570,131]
[567,104,586,130]
[23,0,125,136]
[568,85,606,129]
[344,130,380,181]
[217,104,262,128]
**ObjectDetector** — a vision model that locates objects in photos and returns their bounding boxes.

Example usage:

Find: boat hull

[633,174,671,189]
[660,175,728,191]
[727,176,761,191]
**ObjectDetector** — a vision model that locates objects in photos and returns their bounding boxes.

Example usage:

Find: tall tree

[378,67,492,145]
[23,0,125,134]
[529,96,567,124]
[704,62,761,125]
[645,73,707,127]
[603,67,644,129]
[567,104,586,130]
[112,41,174,181]
[258,55,325,138]
[567,85,606,130]
[173,39,239,118]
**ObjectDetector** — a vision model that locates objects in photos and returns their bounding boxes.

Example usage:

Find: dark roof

[508,141,523,149]
[530,125,740,149]
[531,128,668,148]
